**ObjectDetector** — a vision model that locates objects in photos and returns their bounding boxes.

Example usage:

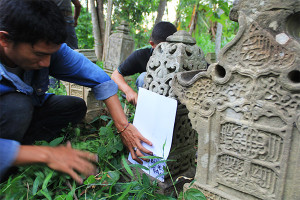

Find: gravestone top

[166,30,196,44]
[115,20,130,34]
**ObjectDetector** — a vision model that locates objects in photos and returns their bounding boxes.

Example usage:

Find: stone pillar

[143,30,207,193]
[104,21,135,74]
[172,0,300,199]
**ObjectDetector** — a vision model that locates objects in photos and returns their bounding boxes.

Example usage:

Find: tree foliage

[112,0,161,48]
[175,0,238,53]
[75,8,94,49]
[75,0,238,53]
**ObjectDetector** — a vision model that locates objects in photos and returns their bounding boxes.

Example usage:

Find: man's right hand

[14,142,98,184]
[111,69,138,105]
[125,89,138,105]
[45,142,98,184]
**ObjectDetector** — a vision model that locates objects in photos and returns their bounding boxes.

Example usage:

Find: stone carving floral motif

[144,30,207,99]
[173,0,300,199]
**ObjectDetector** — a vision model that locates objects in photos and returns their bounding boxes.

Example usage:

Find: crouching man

[0,0,152,183]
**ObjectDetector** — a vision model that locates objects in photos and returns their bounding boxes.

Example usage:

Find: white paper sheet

[128,88,177,182]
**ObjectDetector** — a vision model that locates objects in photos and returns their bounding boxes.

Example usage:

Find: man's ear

[149,40,157,49]
[0,31,10,47]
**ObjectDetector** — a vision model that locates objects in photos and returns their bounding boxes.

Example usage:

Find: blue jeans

[135,72,146,90]
[0,93,87,144]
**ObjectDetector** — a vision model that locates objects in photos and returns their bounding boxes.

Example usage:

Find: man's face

[3,40,61,70]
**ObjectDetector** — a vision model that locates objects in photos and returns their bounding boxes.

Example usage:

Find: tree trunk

[96,0,105,41]
[154,0,167,25]
[215,9,224,59]
[102,0,113,61]
[174,0,181,28]
[189,3,199,35]
[89,0,102,60]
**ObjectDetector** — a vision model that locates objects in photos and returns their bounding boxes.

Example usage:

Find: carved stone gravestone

[172,0,300,199]
[104,21,135,74]
[143,30,207,193]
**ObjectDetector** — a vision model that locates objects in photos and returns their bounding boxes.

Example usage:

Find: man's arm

[13,142,97,184]
[50,44,152,163]
[71,0,81,27]
[111,69,138,105]
[103,94,152,163]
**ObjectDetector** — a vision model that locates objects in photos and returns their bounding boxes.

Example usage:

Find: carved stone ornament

[144,30,207,99]
[143,30,207,182]
[172,0,300,199]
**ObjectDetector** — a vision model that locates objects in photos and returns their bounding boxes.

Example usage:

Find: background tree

[113,0,160,48]
[154,0,167,25]
[215,8,224,58]
[76,0,238,57]
[102,0,113,61]
[88,0,105,60]
[173,0,238,54]
[75,6,94,49]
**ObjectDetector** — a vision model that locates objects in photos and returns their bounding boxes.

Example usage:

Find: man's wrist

[117,122,130,134]
[14,146,50,165]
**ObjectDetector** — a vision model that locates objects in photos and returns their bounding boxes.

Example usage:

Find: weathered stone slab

[173,0,300,199]
[104,21,135,74]
[61,81,104,123]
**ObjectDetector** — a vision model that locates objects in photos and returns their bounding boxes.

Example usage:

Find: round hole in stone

[286,12,300,40]
[215,64,226,78]
[287,70,300,83]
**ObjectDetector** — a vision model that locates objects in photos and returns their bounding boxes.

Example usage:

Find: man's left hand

[120,123,152,164]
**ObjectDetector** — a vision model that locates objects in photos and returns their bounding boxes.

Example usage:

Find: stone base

[122,159,196,197]
[183,182,242,200]
[61,81,105,123]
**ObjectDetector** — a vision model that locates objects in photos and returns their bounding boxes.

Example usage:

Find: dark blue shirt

[117,47,153,76]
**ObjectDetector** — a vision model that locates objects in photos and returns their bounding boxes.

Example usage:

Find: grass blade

[122,155,133,177]
[42,170,53,191]
[117,183,132,200]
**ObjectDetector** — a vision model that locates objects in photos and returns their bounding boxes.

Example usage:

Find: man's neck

[0,46,16,68]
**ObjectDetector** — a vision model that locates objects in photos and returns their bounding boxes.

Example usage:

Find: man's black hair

[150,21,177,44]
[0,0,67,45]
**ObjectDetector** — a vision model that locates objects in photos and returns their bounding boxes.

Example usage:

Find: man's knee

[45,95,87,123]
[0,93,34,141]
[66,96,87,121]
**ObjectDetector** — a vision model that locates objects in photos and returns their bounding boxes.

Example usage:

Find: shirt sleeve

[0,139,20,180]
[49,44,118,100]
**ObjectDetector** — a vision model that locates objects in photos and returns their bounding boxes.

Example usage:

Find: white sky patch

[164,0,179,22]
[144,0,179,29]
